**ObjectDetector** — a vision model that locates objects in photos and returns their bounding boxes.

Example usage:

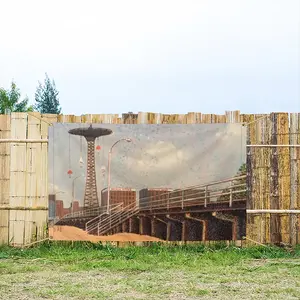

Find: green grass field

[0,242,300,299]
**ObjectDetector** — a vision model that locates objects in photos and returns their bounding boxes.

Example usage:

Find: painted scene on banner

[48,123,246,218]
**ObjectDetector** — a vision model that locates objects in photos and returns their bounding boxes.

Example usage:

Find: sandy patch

[49,226,163,242]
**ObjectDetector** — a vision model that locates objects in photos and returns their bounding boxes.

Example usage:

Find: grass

[0,241,300,299]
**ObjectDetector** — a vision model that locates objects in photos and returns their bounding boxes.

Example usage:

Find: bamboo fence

[0,110,299,246]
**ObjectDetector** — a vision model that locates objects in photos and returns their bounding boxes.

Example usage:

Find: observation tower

[68,125,112,208]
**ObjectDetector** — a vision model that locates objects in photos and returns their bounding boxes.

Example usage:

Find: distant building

[48,194,56,220]
[48,194,82,220]
[139,188,172,209]
[101,188,136,207]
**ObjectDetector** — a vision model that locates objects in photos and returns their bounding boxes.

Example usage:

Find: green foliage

[218,163,247,201]
[239,163,246,174]
[0,81,33,114]
[34,73,61,114]
[1,242,299,263]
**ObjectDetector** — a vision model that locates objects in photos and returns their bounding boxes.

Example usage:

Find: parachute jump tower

[68,125,112,208]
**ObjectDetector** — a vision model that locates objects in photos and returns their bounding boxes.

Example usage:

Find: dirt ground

[49,225,163,242]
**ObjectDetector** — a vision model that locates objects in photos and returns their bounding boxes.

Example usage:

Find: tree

[218,163,247,202]
[0,81,33,114]
[34,73,61,114]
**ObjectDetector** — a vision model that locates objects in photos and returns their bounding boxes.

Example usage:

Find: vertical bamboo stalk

[41,113,58,125]
[229,180,233,207]
[40,114,49,240]
[277,113,290,244]
[202,114,212,124]
[148,113,156,124]
[225,110,240,123]
[92,114,101,123]
[0,115,11,244]
[296,115,300,244]
[270,113,281,244]
[24,113,41,244]
[245,114,256,244]
[137,112,148,124]
[289,113,299,245]
[162,114,171,124]
[9,113,28,246]
[186,112,196,124]
[259,115,271,243]
[154,113,162,124]
[264,116,271,244]
[74,116,82,123]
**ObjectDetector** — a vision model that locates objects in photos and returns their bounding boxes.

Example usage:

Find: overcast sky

[0,0,299,115]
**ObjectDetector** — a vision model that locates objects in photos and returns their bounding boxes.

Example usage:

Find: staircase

[85,202,139,236]
[54,204,121,229]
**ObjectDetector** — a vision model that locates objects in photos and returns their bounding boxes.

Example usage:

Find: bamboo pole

[247,145,300,147]
[247,210,300,214]
[0,139,48,143]
[22,238,50,248]
[0,207,48,210]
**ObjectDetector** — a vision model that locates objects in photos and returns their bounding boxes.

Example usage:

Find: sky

[0,0,299,115]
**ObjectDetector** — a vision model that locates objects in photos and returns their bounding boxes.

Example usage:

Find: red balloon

[67,169,73,175]
[96,145,101,151]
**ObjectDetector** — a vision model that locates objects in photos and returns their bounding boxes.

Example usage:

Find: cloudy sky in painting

[0,0,299,115]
